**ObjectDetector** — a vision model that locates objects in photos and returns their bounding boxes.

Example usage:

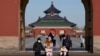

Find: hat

[37,38,41,40]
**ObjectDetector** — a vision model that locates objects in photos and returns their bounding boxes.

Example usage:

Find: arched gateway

[21,0,100,53]
[0,0,100,53]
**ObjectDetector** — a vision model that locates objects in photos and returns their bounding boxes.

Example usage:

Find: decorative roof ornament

[44,1,61,14]
[51,1,53,5]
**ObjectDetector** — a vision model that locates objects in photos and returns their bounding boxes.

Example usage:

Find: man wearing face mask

[33,38,45,56]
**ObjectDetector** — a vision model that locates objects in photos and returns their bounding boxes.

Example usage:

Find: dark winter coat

[48,33,54,40]
[62,37,72,47]
[33,42,45,51]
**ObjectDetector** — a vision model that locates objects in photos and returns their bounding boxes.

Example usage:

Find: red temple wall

[93,0,100,35]
[92,0,100,35]
[33,28,74,37]
[0,0,19,36]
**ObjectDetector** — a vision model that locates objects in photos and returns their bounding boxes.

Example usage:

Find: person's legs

[50,52,53,56]
[80,43,84,48]
[52,40,55,47]
[60,51,64,56]
[64,52,67,56]
[35,51,41,56]
[66,52,69,56]
[46,52,49,56]
[60,51,67,56]
[60,35,62,41]
[46,52,52,56]
[81,43,82,47]
[60,37,61,41]
[66,46,70,56]
[53,39,56,47]
[82,43,84,47]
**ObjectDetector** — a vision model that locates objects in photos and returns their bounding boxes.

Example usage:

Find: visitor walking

[48,32,56,47]
[33,38,45,56]
[62,34,72,56]
[59,34,65,42]
[80,34,85,48]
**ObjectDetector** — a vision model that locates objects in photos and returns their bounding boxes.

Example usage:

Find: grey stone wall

[94,36,100,53]
[0,36,19,52]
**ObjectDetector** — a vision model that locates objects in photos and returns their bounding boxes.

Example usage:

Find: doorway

[20,0,93,53]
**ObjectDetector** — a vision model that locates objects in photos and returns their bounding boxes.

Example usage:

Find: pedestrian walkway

[25,36,85,51]
[0,51,100,56]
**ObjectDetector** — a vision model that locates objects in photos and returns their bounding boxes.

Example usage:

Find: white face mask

[38,40,41,43]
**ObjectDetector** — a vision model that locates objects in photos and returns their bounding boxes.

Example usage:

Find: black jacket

[33,42,45,51]
[62,38,72,47]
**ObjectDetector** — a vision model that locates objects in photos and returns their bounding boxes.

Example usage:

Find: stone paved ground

[25,36,85,51]
[0,36,97,56]
[0,51,100,56]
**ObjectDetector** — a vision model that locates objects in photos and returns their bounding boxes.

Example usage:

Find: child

[60,46,68,56]
[44,37,53,56]
[45,46,53,56]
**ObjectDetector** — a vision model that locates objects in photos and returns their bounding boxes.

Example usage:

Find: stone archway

[82,0,93,53]
[20,0,29,50]
[20,0,93,53]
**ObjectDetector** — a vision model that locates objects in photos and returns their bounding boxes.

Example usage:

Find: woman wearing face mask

[33,38,45,56]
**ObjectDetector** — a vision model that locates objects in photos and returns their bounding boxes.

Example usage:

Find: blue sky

[25,0,85,28]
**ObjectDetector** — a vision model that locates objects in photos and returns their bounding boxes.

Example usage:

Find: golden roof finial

[51,1,54,5]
